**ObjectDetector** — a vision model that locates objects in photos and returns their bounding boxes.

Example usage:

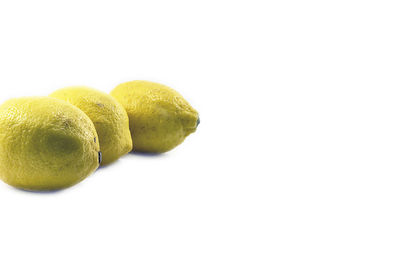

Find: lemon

[0,97,100,191]
[50,86,132,165]
[111,80,199,153]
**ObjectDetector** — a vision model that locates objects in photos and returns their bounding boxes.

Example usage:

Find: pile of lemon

[0,81,199,191]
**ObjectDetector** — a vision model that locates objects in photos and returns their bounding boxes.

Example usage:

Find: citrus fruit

[0,97,100,191]
[110,80,199,153]
[50,86,132,165]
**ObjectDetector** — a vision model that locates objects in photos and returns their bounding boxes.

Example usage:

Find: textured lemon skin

[50,86,132,165]
[111,81,199,153]
[0,97,100,191]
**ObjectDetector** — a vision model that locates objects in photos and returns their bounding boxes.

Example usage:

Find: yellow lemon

[50,86,132,165]
[111,80,199,153]
[0,97,100,191]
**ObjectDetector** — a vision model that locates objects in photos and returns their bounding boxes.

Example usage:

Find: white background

[0,0,399,266]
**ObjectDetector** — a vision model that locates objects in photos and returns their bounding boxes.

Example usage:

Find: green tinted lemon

[111,80,199,153]
[50,86,132,165]
[0,97,100,191]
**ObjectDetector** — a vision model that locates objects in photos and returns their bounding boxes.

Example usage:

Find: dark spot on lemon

[98,151,102,164]
[45,133,80,154]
